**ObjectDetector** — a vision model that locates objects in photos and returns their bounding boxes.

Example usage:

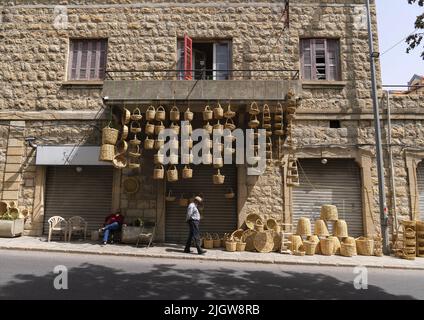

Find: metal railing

[105,69,300,81]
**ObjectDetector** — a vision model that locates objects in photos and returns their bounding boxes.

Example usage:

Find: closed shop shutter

[292,159,363,237]
[43,166,113,234]
[416,161,424,220]
[165,165,237,243]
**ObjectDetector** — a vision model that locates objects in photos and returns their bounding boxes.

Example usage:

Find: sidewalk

[1,236,423,270]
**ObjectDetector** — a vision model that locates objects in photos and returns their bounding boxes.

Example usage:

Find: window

[329,120,341,129]
[68,39,108,81]
[177,39,232,80]
[300,39,340,81]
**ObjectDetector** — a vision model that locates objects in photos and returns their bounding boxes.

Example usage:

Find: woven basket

[231,229,244,242]
[146,105,156,121]
[203,153,213,165]
[243,229,257,251]
[155,121,165,135]
[263,104,271,121]
[274,129,284,136]
[213,120,224,135]
[182,152,194,164]
[291,235,303,252]
[203,122,213,135]
[266,218,278,232]
[153,165,164,180]
[184,107,194,121]
[254,231,274,253]
[168,106,179,121]
[225,240,237,252]
[320,204,339,221]
[307,235,321,254]
[0,201,8,215]
[271,230,281,252]
[416,220,424,231]
[102,124,119,145]
[179,195,188,207]
[112,155,127,169]
[224,104,236,119]
[213,234,221,248]
[127,159,140,169]
[121,124,129,140]
[145,122,155,135]
[246,213,261,230]
[405,228,416,238]
[165,190,176,202]
[356,237,374,256]
[128,145,141,158]
[204,236,214,249]
[167,165,178,182]
[183,123,193,135]
[314,219,330,237]
[155,106,166,121]
[121,107,130,125]
[262,123,272,129]
[154,153,164,165]
[274,114,283,122]
[213,169,225,184]
[130,107,143,121]
[182,165,193,179]
[248,115,260,129]
[213,103,224,119]
[130,121,141,133]
[99,144,115,161]
[236,242,246,252]
[249,102,260,115]
[225,188,235,199]
[329,236,341,255]
[129,135,141,146]
[320,238,334,256]
[144,137,154,150]
[334,220,349,238]
[203,105,213,121]
[401,220,416,229]
[116,140,128,154]
[154,139,164,150]
[170,122,180,135]
[340,243,356,257]
[123,177,139,194]
[213,157,223,169]
[224,118,236,131]
[303,240,317,255]
[9,201,17,209]
[296,217,312,236]
[254,219,264,232]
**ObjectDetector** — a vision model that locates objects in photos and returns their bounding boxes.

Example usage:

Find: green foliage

[0,213,14,221]
[407,0,424,59]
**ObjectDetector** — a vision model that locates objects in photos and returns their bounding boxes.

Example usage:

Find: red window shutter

[184,35,193,80]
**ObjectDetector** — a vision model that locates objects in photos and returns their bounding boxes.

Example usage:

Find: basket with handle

[102,123,119,145]
[170,106,180,121]
[182,138,193,150]
[213,233,222,248]
[130,107,143,121]
[182,165,193,179]
[153,164,164,180]
[242,229,257,251]
[263,122,272,129]
[248,102,260,115]
[184,107,194,121]
[144,137,154,150]
[154,138,164,150]
[155,105,166,121]
[169,154,179,165]
[128,145,141,158]
[224,118,236,131]
[146,105,156,121]
[212,169,225,184]
[203,233,214,249]
[116,140,128,154]
[203,122,213,135]
[203,105,213,121]
[231,229,244,242]
[254,219,264,232]
[213,103,224,119]
[225,238,237,252]
[121,107,131,125]
[170,137,179,150]
[329,236,341,255]
[236,240,246,252]
[129,135,141,146]
[245,213,261,230]
[266,218,280,233]
[263,104,271,122]
[167,165,178,182]
[248,114,260,129]
[179,194,188,207]
[130,121,141,134]
[121,124,129,140]
[213,120,224,135]
[128,157,140,169]
[225,188,235,199]
[224,103,236,119]
[145,122,155,136]
[112,155,127,169]
[99,144,115,161]
[165,190,176,202]
[213,157,223,169]
[155,121,165,135]
[182,152,194,164]
[170,122,180,135]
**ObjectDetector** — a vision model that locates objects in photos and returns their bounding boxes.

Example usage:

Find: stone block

[1,190,19,200]
[7,139,24,148]
[7,147,24,156]
[4,172,22,182]
[5,163,23,173]
[6,156,22,164]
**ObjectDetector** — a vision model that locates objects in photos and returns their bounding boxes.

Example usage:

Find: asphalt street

[0,249,423,300]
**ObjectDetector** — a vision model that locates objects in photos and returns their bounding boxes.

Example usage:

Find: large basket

[167,165,178,182]
[102,124,119,145]
[246,213,261,230]
[307,235,321,254]
[155,106,166,121]
[99,144,115,161]
[340,243,356,257]
[356,237,374,256]
[112,155,127,169]
[320,204,338,221]
[254,231,274,253]
[329,236,341,255]
[296,217,312,236]
[243,229,257,251]
[343,236,356,246]
[334,220,349,238]
[266,218,280,233]
[170,106,180,121]
[203,105,213,121]
[314,219,330,237]
[291,235,303,252]
[320,238,334,256]
[303,240,317,255]
[213,169,225,184]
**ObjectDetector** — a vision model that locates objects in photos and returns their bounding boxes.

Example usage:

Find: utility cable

[381,28,418,56]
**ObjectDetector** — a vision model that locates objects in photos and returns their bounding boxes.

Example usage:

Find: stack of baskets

[417,220,424,258]
[401,220,416,260]
[99,123,118,162]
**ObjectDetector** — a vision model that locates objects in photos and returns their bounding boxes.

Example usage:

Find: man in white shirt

[184,196,206,255]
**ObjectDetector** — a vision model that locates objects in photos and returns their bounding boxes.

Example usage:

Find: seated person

[100,210,124,245]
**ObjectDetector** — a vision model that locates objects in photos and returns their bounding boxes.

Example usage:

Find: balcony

[102,69,301,105]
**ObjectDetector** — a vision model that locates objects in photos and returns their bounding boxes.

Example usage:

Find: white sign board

[35,146,111,166]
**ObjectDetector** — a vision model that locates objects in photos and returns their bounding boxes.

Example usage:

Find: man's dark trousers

[184,219,202,253]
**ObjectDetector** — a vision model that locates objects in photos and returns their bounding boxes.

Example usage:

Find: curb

[1,245,424,271]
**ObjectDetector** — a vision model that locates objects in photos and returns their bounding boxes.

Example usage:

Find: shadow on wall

[0,263,414,300]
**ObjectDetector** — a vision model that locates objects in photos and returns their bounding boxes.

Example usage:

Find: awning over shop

[36,146,111,166]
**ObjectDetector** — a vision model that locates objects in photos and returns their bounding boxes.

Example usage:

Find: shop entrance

[165,165,237,243]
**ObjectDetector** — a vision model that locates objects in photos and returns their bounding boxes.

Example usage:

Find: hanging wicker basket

[155,121,165,135]
[245,213,261,230]
[182,152,194,164]
[320,204,339,221]
[116,140,128,154]
[182,165,193,179]
[224,118,236,131]
[254,231,274,253]
[213,169,225,184]
[121,107,131,125]
[154,139,164,150]
[169,154,179,165]
[213,120,224,135]
[99,144,115,161]
[128,158,140,169]
[274,129,284,136]
[145,122,155,136]
[128,145,141,158]
[224,104,236,119]
[314,219,330,237]
[144,137,154,150]
[184,107,194,121]
[102,123,119,145]
[262,123,272,129]
[155,105,166,121]
[130,107,143,121]
[263,104,271,122]
[112,155,127,169]
[169,106,180,121]
[248,115,260,129]
[213,157,223,169]
[225,188,235,199]
[165,190,176,202]
[183,122,193,135]
[203,122,213,135]
[356,237,374,256]
[146,105,156,121]
[170,122,180,135]
[296,217,312,236]
[130,121,141,134]
[153,164,164,180]
[213,103,224,119]
[249,102,260,115]
[167,165,178,182]
[203,105,213,121]
[154,153,164,165]
[179,195,188,207]
[123,177,139,194]
[334,220,349,238]
[320,238,334,256]
[121,124,129,140]
[129,135,141,146]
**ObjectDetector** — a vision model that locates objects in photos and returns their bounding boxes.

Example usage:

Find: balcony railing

[105,69,300,81]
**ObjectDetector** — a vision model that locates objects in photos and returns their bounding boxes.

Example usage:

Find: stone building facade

[0,0,423,243]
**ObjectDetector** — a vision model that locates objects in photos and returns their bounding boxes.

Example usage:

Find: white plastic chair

[68,216,88,242]
[48,216,68,242]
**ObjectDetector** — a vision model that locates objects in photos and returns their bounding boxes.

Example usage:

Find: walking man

[184,196,206,255]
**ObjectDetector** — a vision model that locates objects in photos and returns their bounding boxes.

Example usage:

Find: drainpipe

[386,90,398,238]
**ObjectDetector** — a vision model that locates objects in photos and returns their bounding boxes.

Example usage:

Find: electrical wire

[380,28,418,56]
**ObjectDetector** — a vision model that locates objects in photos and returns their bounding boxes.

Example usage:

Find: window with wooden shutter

[68,39,108,81]
[300,39,340,81]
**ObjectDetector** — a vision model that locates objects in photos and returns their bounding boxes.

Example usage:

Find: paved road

[0,249,422,300]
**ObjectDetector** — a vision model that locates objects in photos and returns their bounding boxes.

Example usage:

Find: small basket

[170,106,180,121]
[296,217,312,236]
[213,234,222,248]
[224,118,236,131]
[155,105,166,121]
[356,237,374,256]
[404,228,416,238]
[262,104,271,121]
[116,140,128,154]
[102,123,119,145]
[145,122,155,136]
[154,139,164,150]
[170,138,179,150]
[225,240,237,252]
[121,124,129,140]
[184,107,194,121]
[99,144,115,161]
[121,107,131,125]
[167,165,178,182]
[249,102,260,115]
[248,115,260,129]
[320,238,334,256]
[203,234,214,249]
[182,152,194,164]
[236,241,246,252]
[225,188,235,199]
[155,121,165,135]
[203,105,213,121]
[303,240,317,255]
[213,169,225,184]
[224,104,236,119]
[183,123,193,135]
[182,165,193,179]
[203,122,213,135]
[129,135,141,146]
[165,190,176,202]
[213,103,224,119]
[179,195,188,207]
[274,114,283,122]
[213,120,224,135]
[112,155,127,169]
[153,165,164,180]
[170,122,180,135]
[213,157,223,169]
[146,105,156,121]
[262,123,272,129]
[144,137,154,150]
[130,107,143,121]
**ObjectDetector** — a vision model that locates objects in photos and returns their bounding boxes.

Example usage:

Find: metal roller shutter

[417,161,424,220]
[165,165,237,243]
[43,166,113,234]
[292,159,363,237]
